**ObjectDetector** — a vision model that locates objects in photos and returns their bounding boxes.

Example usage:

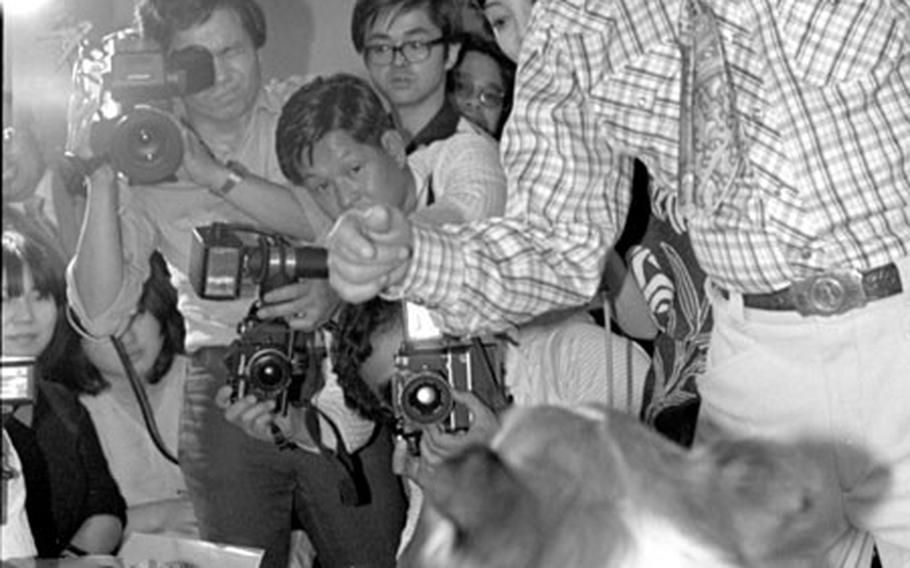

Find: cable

[110,335,179,466]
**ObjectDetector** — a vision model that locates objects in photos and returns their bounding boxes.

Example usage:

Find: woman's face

[482,0,534,63]
[451,50,507,135]
[2,266,58,358]
[81,311,164,381]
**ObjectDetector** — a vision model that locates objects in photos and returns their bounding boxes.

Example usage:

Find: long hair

[2,229,77,381]
[68,252,186,395]
[330,298,402,424]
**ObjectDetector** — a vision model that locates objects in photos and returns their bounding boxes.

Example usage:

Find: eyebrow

[366,26,439,41]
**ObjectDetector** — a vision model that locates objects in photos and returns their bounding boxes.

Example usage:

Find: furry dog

[400,404,844,568]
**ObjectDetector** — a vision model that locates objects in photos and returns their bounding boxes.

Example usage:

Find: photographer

[65,1,403,567]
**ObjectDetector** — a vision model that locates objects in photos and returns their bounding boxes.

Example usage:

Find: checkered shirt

[391,0,910,335]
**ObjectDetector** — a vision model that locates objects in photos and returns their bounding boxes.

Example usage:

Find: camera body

[225,317,325,415]
[77,28,215,184]
[188,223,329,410]
[189,223,328,301]
[1,357,36,408]
[392,304,510,450]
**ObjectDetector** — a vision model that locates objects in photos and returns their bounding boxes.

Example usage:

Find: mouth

[4,332,39,345]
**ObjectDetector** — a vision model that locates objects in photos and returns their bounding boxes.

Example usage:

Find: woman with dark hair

[69,252,198,539]
[2,228,126,557]
[447,33,515,138]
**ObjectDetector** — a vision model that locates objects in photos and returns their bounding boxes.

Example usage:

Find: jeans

[179,347,407,568]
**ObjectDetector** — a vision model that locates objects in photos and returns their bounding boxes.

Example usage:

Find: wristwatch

[211,160,248,196]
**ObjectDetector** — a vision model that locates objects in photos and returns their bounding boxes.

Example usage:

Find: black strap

[299,403,372,507]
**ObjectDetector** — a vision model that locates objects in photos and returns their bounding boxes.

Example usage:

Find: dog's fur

[400,405,844,568]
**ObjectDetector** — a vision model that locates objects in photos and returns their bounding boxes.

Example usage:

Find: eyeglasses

[452,74,505,109]
[364,37,448,66]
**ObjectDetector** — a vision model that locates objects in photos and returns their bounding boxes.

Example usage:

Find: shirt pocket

[778,0,905,86]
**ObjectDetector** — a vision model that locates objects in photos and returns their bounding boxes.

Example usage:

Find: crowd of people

[2,0,908,567]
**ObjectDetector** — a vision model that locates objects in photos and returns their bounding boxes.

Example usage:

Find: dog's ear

[710,439,843,566]
[411,445,543,568]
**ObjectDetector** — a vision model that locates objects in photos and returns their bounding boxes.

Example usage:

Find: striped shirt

[391,0,910,335]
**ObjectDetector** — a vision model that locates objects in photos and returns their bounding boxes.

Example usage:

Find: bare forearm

[72,168,124,319]
[215,172,331,242]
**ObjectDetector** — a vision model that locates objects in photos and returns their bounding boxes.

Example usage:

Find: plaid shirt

[393,0,910,335]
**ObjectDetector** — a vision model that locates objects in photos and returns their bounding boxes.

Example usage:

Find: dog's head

[401,405,845,568]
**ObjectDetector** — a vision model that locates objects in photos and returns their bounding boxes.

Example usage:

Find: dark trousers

[180,347,407,568]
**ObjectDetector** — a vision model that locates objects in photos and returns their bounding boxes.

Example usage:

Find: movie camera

[392,303,511,453]
[75,27,215,184]
[189,223,329,413]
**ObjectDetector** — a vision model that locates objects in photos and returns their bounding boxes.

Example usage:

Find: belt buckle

[789,269,867,316]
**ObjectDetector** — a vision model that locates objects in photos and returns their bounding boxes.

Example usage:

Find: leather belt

[738,262,902,316]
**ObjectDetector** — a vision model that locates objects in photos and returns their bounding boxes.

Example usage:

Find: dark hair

[448,33,515,138]
[70,252,186,395]
[136,0,267,51]
[2,229,77,381]
[276,73,395,186]
[330,298,402,424]
[351,0,460,54]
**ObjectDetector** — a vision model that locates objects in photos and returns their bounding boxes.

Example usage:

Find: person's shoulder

[259,75,313,111]
[431,118,499,157]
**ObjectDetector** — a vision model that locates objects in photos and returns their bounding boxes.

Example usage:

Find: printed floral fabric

[628,213,710,447]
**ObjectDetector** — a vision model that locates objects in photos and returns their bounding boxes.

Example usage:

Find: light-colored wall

[3,0,367,156]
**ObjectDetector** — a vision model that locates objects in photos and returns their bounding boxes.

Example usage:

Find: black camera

[189,223,328,301]
[76,28,215,184]
[189,223,329,411]
[392,303,511,452]
[225,316,326,415]
[1,357,36,408]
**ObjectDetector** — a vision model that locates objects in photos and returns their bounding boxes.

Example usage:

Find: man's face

[170,7,262,124]
[297,129,413,221]
[363,7,458,111]
[2,100,45,202]
[482,0,534,63]
[451,50,507,135]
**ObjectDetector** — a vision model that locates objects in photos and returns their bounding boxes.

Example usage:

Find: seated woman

[65,252,198,539]
[1,228,125,557]
[447,33,515,138]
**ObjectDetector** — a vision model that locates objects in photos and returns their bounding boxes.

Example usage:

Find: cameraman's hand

[215,385,315,449]
[421,391,500,466]
[65,90,100,159]
[177,120,228,190]
[256,279,341,332]
[327,204,413,303]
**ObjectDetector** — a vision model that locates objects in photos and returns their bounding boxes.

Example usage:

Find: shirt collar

[405,99,461,154]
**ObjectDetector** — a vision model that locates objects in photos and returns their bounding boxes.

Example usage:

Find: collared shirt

[404,98,462,154]
[409,117,507,224]
[66,77,324,351]
[391,0,910,335]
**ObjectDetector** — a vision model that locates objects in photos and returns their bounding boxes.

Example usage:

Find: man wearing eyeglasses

[351,0,466,153]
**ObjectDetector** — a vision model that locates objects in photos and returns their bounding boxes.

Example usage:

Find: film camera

[75,27,215,184]
[1,357,36,408]
[392,303,511,453]
[189,223,329,413]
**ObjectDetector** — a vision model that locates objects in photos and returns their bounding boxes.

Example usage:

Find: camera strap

[300,402,371,507]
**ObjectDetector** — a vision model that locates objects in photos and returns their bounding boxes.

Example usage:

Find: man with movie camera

[66,1,407,566]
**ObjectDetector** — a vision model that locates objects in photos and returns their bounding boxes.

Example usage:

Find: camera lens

[108,106,183,184]
[246,348,292,394]
[399,372,453,425]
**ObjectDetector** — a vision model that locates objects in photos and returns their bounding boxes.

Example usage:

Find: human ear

[380,130,407,168]
[444,42,462,72]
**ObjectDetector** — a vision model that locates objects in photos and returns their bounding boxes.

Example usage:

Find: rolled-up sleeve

[66,204,158,338]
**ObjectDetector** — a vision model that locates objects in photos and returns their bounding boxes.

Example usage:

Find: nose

[6,296,36,322]
[335,180,365,211]
[391,48,409,67]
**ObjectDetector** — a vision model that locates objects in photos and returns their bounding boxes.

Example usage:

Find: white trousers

[699,263,910,568]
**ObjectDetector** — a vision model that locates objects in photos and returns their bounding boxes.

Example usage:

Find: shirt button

[636,95,654,110]
[752,105,764,121]
[801,248,813,260]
